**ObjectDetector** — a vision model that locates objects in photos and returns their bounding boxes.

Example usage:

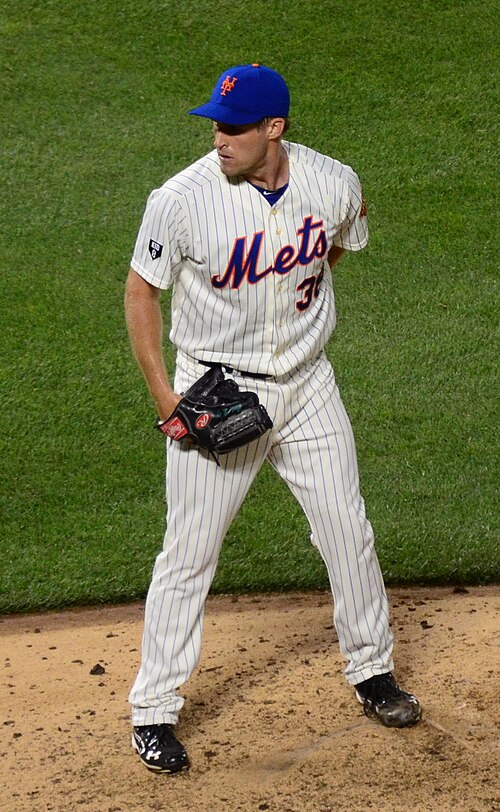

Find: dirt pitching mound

[1,586,498,812]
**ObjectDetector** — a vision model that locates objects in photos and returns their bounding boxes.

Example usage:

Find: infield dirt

[1,586,498,812]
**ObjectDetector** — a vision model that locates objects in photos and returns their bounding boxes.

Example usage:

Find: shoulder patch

[149,239,163,260]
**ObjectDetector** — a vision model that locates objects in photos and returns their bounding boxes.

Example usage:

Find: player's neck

[244,144,288,191]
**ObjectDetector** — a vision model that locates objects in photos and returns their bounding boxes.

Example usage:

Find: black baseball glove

[155,366,273,457]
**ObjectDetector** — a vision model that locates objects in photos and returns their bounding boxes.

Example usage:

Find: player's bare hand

[157,392,182,422]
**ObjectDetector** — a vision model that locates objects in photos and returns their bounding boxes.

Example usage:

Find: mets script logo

[220,75,237,96]
[211,216,328,289]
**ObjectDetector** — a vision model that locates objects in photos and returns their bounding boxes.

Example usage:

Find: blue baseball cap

[189,63,290,125]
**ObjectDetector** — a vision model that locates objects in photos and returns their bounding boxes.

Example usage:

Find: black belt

[198,360,271,380]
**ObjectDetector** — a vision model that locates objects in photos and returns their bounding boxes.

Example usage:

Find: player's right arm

[124,269,181,420]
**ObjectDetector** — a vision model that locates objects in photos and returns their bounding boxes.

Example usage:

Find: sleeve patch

[148,239,163,260]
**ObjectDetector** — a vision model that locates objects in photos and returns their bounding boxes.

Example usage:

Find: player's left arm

[328,245,346,268]
[334,167,369,252]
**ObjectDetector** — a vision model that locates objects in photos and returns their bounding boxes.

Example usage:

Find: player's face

[212,121,273,181]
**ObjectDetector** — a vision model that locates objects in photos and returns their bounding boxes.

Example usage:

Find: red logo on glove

[162,417,188,440]
[195,413,211,429]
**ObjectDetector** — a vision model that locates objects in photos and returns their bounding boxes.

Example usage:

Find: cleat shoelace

[361,673,404,715]
[134,724,187,763]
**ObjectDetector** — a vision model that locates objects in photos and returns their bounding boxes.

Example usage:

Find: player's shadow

[180,594,341,736]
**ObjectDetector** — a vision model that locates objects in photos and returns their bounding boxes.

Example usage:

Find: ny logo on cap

[220,75,237,96]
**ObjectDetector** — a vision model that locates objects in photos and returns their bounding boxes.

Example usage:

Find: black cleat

[355,672,421,728]
[132,724,190,774]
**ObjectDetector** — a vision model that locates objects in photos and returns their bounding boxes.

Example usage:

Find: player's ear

[268,117,286,140]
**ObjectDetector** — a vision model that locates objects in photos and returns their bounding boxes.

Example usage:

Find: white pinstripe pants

[129,352,394,725]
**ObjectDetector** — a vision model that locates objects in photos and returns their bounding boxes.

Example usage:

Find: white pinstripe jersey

[130,140,368,377]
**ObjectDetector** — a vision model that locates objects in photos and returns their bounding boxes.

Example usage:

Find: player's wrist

[155,393,182,422]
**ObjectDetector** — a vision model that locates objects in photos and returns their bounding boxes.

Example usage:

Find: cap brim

[188,101,261,125]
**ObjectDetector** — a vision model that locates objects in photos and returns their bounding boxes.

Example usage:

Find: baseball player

[125,63,421,774]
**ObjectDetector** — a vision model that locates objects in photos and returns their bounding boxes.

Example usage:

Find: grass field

[1,0,498,612]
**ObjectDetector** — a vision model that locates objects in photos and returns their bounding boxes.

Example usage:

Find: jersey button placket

[268,206,288,363]
[265,206,281,366]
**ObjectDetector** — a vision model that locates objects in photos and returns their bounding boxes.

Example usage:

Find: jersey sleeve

[130,187,187,289]
[334,167,369,251]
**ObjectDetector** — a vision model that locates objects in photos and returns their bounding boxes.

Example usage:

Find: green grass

[0,0,498,612]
